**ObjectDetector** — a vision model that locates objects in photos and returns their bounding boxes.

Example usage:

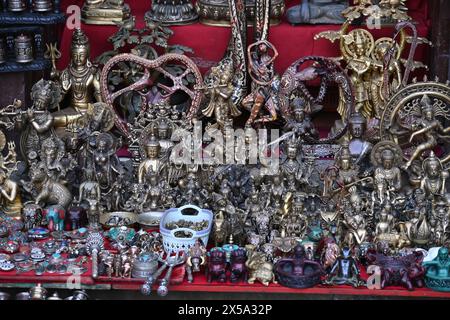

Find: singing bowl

[99,211,138,228]
[137,211,165,228]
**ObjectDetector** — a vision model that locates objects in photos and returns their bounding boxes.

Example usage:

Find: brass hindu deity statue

[371,141,403,204]
[242,40,280,127]
[81,0,131,25]
[138,134,167,185]
[0,168,22,219]
[404,95,450,170]
[51,29,102,131]
[420,152,448,199]
[347,112,372,165]
[19,79,61,163]
[202,62,241,132]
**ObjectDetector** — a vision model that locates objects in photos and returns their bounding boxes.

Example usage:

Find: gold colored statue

[420,152,448,199]
[371,141,403,203]
[138,134,167,184]
[202,62,241,132]
[0,168,22,219]
[404,95,450,170]
[51,29,102,131]
[81,0,131,25]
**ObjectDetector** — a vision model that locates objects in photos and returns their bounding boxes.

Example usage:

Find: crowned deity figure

[51,29,102,132]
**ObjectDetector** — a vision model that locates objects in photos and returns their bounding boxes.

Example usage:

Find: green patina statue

[423,247,450,292]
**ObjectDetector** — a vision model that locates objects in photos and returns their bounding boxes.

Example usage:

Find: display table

[1,261,450,299]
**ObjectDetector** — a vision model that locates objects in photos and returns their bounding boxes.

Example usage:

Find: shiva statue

[323,246,365,287]
[51,29,102,132]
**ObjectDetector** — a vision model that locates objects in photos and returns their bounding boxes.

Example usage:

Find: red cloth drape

[57,0,431,74]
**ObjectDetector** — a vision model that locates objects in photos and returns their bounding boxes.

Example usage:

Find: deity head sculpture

[422,151,443,179]
[381,149,395,170]
[144,134,160,159]
[351,31,367,57]
[349,112,366,139]
[420,94,434,121]
[70,29,90,68]
[31,80,60,111]
[286,137,299,160]
[157,120,170,140]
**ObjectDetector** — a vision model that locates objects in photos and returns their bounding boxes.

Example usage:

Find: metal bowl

[137,211,165,228]
[15,292,30,300]
[99,211,137,228]
[0,292,10,300]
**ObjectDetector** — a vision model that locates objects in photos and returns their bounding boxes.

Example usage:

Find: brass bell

[32,0,53,12]
[7,0,27,12]
[15,34,33,64]
[29,283,48,300]
[0,38,6,65]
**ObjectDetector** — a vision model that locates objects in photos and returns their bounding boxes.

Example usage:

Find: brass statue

[404,95,450,170]
[371,140,403,203]
[138,134,167,185]
[0,168,22,219]
[81,0,131,25]
[51,29,102,131]
[202,62,241,132]
[20,79,61,163]
[241,40,280,127]
[420,152,448,199]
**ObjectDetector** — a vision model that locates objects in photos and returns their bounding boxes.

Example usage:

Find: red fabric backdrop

[57,0,431,74]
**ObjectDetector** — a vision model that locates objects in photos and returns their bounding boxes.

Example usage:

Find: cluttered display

[0,0,450,298]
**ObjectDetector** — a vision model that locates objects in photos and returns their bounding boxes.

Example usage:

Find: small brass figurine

[242,40,280,127]
[202,63,241,132]
[81,0,131,25]
[0,168,22,219]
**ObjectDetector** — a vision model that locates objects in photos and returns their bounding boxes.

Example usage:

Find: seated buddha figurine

[81,0,131,25]
[51,29,102,135]
[138,134,167,185]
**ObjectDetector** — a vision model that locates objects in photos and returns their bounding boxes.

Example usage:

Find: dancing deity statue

[405,95,450,170]
[242,40,280,127]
